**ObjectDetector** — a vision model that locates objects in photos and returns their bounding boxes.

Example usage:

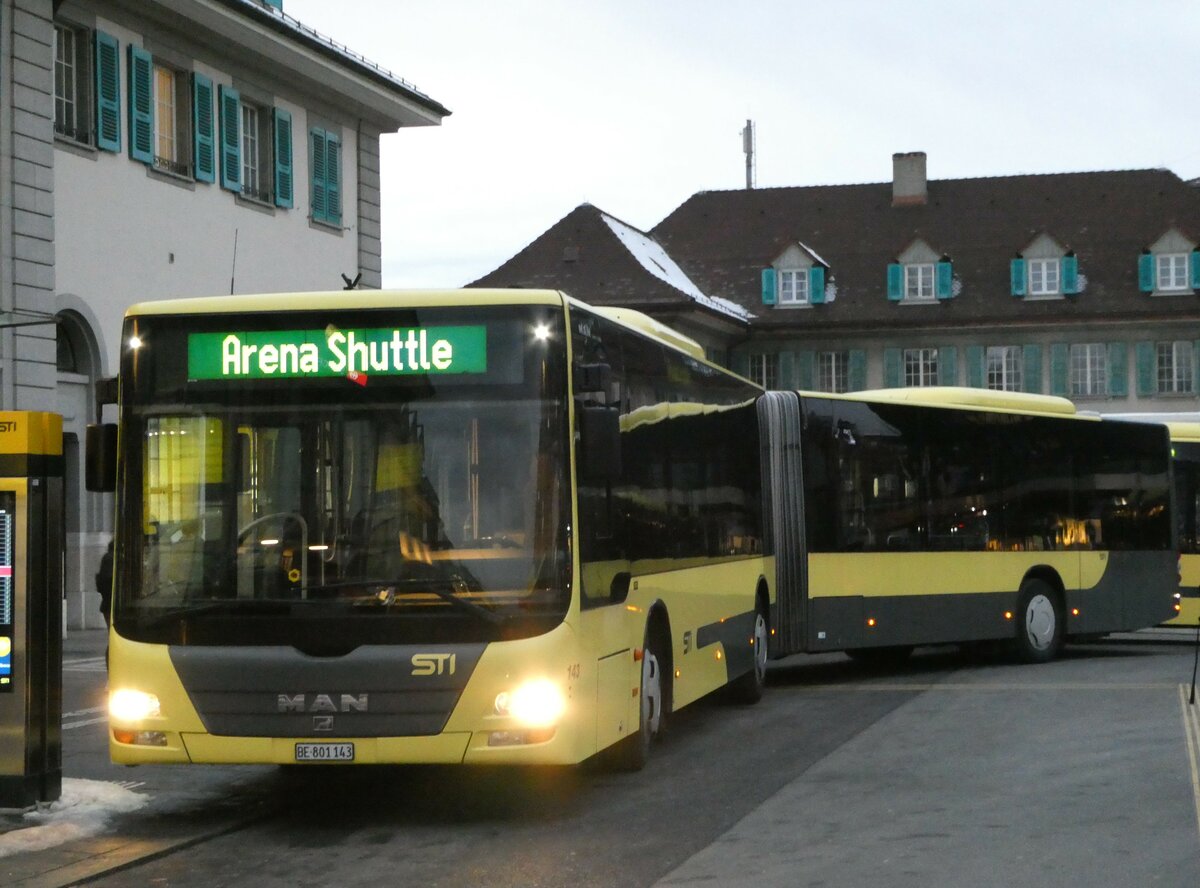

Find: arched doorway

[56,309,108,631]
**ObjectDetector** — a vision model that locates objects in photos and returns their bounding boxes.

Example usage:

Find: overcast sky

[283,0,1200,289]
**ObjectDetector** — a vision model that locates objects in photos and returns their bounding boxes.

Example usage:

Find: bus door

[757,391,807,656]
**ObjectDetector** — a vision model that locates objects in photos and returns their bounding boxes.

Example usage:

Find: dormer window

[905,263,935,300]
[1139,230,1199,295]
[1157,253,1189,291]
[1028,258,1060,296]
[888,240,954,302]
[761,241,828,307]
[1011,235,1079,299]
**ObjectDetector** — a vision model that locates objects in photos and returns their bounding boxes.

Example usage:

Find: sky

[282,0,1200,289]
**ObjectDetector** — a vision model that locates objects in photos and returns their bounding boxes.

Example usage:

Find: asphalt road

[21,631,1200,887]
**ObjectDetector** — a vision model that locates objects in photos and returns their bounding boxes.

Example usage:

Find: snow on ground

[0,778,148,858]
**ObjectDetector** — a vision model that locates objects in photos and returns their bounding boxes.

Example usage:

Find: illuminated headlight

[109,689,161,722]
[494,679,566,728]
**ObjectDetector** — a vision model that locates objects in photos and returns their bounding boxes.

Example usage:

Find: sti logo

[411,653,456,676]
[0,422,16,433]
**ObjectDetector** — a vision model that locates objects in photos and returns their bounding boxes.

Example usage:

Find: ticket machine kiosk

[0,412,63,809]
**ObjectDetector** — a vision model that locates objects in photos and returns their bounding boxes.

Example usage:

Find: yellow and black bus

[759,388,1177,663]
[90,290,769,769]
[89,290,1176,771]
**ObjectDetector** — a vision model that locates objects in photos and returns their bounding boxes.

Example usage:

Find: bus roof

[1165,421,1200,443]
[844,386,1080,417]
[124,289,569,317]
[584,303,707,361]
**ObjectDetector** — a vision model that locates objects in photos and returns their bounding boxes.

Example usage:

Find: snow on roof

[797,240,829,268]
[0,779,148,858]
[600,214,753,322]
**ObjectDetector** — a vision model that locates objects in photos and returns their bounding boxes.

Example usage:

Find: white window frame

[1157,253,1189,291]
[152,63,191,175]
[817,351,849,393]
[749,353,778,390]
[239,102,274,203]
[903,348,938,387]
[54,22,91,144]
[778,269,809,306]
[1028,258,1060,297]
[904,263,935,301]
[1069,343,1107,397]
[1156,341,1195,395]
[985,346,1023,392]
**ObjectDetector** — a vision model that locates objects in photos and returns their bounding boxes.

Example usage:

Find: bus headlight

[109,689,161,722]
[494,679,566,728]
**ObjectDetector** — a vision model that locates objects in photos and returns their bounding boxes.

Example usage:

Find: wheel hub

[1025,594,1057,650]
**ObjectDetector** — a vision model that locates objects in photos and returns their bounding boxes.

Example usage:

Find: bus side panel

[1067,550,1177,634]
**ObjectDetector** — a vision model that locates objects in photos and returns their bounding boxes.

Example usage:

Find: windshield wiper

[137,600,289,626]
[305,576,506,625]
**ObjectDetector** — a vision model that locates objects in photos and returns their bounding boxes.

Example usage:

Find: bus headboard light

[494,679,566,728]
[109,689,161,722]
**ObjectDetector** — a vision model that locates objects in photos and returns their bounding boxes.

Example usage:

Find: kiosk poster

[0,498,12,691]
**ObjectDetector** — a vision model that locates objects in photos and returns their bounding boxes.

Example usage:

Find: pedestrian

[96,540,113,629]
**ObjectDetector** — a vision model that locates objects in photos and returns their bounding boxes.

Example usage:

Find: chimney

[892,151,927,207]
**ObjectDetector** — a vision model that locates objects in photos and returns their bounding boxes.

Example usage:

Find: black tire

[726,597,769,704]
[845,645,914,667]
[604,626,666,772]
[1013,578,1064,663]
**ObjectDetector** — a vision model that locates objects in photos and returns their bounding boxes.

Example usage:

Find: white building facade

[0,0,448,628]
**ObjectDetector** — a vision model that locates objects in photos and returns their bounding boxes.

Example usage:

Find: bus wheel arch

[1014,569,1065,663]
[645,602,674,730]
[604,603,672,771]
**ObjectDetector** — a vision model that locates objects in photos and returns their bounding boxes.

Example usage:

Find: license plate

[294,742,355,762]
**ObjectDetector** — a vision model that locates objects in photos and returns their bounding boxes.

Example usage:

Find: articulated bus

[89,290,769,769]
[88,289,1177,771]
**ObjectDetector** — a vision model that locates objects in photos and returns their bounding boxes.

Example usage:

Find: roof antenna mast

[742,119,756,190]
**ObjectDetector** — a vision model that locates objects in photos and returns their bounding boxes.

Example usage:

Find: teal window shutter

[1135,342,1156,396]
[938,347,957,385]
[732,352,750,379]
[1138,253,1155,292]
[1107,342,1127,397]
[325,131,342,224]
[1010,258,1026,297]
[310,127,328,221]
[1061,254,1079,295]
[94,31,121,152]
[218,85,242,192]
[760,268,776,305]
[935,259,954,300]
[965,345,985,388]
[273,108,293,208]
[883,348,901,388]
[777,351,795,389]
[127,45,153,164]
[1195,340,1200,394]
[1049,344,1069,396]
[887,263,903,301]
[809,266,826,304]
[795,350,814,390]
[1191,251,1200,290]
[192,74,215,183]
[1022,344,1042,393]
[848,350,867,391]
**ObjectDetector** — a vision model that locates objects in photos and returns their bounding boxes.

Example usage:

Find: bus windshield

[115,306,570,647]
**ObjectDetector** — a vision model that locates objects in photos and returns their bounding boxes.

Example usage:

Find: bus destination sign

[188,326,487,381]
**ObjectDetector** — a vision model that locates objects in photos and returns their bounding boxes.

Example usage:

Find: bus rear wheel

[726,598,768,704]
[1014,579,1063,663]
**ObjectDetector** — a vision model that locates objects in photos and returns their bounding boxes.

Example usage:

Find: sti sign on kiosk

[0,412,63,809]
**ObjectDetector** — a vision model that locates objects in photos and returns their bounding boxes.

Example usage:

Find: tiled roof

[651,169,1200,332]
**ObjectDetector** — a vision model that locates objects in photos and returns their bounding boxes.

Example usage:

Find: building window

[152,64,190,175]
[1157,254,1189,291]
[903,348,938,387]
[1069,344,1107,397]
[749,353,778,390]
[240,102,273,203]
[905,264,935,300]
[816,351,849,393]
[54,23,92,144]
[1028,259,1060,296]
[1157,341,1195,394]
[986,346,1023,391]
[779,269,809,305]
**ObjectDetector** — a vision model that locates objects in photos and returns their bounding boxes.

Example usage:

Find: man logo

[411,653,456,676]
[313,715,334,732]
[277,693,368,713]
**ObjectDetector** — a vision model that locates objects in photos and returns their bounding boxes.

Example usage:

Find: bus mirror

[578,405,621,483]
[574,363,612,395]
[85,423,118,492]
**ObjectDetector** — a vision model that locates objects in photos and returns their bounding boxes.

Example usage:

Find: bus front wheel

[606,627,666,771]
[1014,579,1063,663]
